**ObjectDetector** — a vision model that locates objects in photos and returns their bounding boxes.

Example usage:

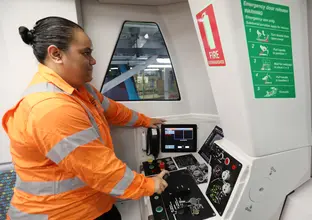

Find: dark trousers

[95,205,122,220]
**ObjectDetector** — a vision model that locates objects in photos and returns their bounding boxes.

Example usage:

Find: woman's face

[61,29,97,87]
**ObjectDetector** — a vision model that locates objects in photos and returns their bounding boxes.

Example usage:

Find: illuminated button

[154,195,159,200]
[159,162,165,170]
[156,206,163,213]
[232,164,237,170]
[149,165,155,170]
[147,159,153,164]
[225,158,230,165]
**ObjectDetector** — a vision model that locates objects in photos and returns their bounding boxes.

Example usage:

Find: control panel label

[196,4,226,66]
[241,0,296,98]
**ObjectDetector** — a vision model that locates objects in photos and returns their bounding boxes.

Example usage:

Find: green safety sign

[241,0,295,98]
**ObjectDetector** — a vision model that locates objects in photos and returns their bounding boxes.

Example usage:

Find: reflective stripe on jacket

[2,64,154,220]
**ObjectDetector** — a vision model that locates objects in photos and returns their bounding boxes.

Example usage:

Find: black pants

[95,205,122,220]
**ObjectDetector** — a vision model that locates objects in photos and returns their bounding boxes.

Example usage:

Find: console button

[225,157,230,165]
[222,170,231,181]
[156,206,163,213]
[222,183,232,195]
[159,161,165,170]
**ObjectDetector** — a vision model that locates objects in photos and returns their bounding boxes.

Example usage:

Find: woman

[2,16,168,220]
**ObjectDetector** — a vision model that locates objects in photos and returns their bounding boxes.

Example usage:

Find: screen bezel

[161,124,197,152]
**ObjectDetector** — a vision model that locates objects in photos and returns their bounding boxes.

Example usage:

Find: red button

[159,161,165,170]
[225,158,230,165]
[232,164,237,170]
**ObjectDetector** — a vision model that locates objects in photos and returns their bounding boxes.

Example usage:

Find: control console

[149,169,216,220]
[205,143,242,216]
[143,125,243,219]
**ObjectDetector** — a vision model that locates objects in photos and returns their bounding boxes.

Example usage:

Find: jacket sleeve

[89,84,151,127]
[28,97,155,200]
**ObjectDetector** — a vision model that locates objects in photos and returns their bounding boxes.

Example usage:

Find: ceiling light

[144,68,160,71]
[156,58,171,64]
[137,57,148,60]
[110,67,118,70]
[148,65,172,68]
[144,33,149,39]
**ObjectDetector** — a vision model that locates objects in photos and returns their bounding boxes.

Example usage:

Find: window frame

[100,20,182,102]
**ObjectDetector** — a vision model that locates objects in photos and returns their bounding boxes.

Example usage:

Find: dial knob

[222,183,232,195]
[222,170,231,181]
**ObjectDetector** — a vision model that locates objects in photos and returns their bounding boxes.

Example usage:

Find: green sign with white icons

[241,0,295,98]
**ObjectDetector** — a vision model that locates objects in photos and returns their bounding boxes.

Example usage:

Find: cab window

[101,21,181,101]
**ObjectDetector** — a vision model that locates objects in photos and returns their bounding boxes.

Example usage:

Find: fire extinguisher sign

[196,4,226,66]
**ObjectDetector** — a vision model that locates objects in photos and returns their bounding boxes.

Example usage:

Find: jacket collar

[38,63,75,95]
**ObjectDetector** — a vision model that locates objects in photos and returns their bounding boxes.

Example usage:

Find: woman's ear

[47,45,63,64]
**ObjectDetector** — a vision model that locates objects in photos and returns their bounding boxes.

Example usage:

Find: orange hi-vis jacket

[2,64,155,220]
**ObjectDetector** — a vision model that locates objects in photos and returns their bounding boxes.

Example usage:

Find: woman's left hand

[149,118,166,128]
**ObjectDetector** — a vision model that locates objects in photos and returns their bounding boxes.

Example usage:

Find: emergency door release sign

[196,4,226,66]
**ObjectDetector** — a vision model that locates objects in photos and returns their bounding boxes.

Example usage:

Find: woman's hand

[149,118,166,128]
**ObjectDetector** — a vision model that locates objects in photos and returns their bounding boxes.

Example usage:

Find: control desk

[141,126,243,220]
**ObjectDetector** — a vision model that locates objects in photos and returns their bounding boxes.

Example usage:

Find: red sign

[196,4,226,66]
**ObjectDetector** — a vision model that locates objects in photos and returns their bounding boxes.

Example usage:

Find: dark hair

[18,16,83,63]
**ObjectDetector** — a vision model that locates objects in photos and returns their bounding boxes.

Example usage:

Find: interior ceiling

[97,0,188,6]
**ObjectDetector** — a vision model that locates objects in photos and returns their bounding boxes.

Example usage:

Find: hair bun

[18,26,34,45]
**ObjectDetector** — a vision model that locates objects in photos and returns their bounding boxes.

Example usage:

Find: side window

[100,21,181,101]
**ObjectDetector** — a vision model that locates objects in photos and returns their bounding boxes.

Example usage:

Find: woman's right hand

[152,170,169,194]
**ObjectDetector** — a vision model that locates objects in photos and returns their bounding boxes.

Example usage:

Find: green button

[154,196,159,200]
[156,206,163,213]
[149,165,155,169]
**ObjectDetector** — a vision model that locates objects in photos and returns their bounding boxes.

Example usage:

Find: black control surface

[173,154,199,168]
[150,169,215,220]
[205,143,242,216]
[142,157,178,176]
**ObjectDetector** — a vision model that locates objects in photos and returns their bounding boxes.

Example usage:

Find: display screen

[161,124,197,152]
